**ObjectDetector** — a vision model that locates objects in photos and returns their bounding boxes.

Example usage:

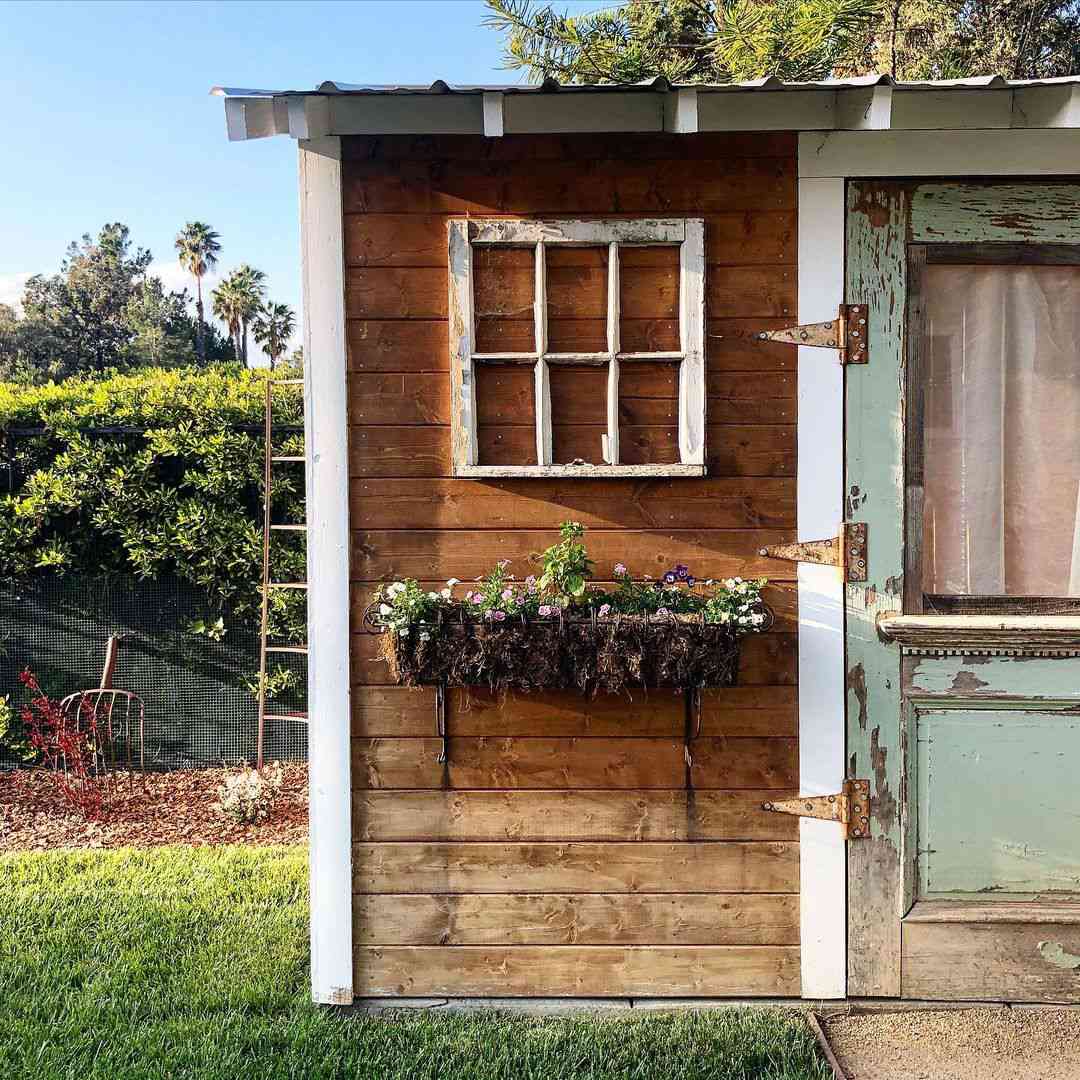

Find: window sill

[878,613,1080,652]
[905,899,1080,924]
[453,464,707,479]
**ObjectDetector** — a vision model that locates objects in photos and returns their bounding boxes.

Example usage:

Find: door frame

[795,129,1080,1000]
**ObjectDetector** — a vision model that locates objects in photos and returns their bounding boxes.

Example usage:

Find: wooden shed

[217,74,1080,1006]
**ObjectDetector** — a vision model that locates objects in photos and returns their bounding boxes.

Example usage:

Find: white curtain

[922,264,1080,597]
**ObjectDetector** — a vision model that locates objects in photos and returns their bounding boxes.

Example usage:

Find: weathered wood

[352,789,798,841]
[347,319,447,373]
[350,736,797,791]
[348,684,797,738]
[348,477,795,530]
[906,900,1080,924]
[901,921,1080,1002]
[350,423,794,477]
[353,892,800,945]
[343,209,795,268]
[447,219,477,469]
[910,184,1080,244]
[845,181,909,998]
[342,158,795,216]
[349,527,792,580]
[881,615,1080,652]
[354,944,800,998]
[903,654,1080,700]
[352,841,799,893]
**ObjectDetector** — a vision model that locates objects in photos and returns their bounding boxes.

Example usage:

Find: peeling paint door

[845,181,1080,1002]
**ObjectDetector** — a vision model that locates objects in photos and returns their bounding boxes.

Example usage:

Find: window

[447,218,706,477]
[906,243,1080,612]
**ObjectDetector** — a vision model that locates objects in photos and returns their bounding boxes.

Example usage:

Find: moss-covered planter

[377,611,752,695]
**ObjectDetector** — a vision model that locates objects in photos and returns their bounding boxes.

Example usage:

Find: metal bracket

[760,522,867,583]
[757,303,868,365]
[435,683,448,764]
[762,779,871,839]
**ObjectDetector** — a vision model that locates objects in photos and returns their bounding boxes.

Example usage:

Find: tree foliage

[252,303,297,369]
[0,366,305,633]
[484,0,1080,84]
[175,222,222,365]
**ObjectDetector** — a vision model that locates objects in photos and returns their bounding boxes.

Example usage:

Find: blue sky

[0,0,578,359]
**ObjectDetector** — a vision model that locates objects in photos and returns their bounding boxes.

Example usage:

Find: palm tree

[211,279,244,359]
[174,222,221,365]
[231,264,267,366]
[252,302,297,369]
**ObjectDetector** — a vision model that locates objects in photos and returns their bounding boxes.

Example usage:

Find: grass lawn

[0,845,829,1080]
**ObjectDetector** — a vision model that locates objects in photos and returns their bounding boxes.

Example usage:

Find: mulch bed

[0,764,308,851]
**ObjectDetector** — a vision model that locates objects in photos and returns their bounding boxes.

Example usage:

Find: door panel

[845,180,1080,1001]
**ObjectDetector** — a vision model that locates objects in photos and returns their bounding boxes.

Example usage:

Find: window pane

[473,247,534,354]
[618,362,679,465]
[620,245,680,353]
[546,245,608,353]
[475,365,536,466]
[922,264,1080,597]
[550,365,606,464]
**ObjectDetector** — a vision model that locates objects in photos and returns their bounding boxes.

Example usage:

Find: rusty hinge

[760,522,867,583]
[757,303,868,365]
[762,779,871,839]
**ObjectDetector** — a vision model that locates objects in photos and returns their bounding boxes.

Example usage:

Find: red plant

[19,669,116,819]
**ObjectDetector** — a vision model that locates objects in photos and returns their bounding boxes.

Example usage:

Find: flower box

[377,609,752,695]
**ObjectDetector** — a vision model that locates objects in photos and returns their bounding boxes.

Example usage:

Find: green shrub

[0,365,305,630]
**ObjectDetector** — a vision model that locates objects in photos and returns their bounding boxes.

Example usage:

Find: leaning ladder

[256,376,308,772]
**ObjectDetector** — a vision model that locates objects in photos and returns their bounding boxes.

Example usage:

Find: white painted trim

[299,136,353,1007]
[468,218,685,245]
[483,92,505,137]
[678,218,706,466]
[796,176,847,1000]
[800,128,1080,177]
[664,88,699,134]
[504,91,663,133]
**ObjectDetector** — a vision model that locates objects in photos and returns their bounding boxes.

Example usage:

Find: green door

[846,181,1080,1002]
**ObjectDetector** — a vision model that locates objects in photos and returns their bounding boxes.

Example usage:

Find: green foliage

[484,0,1080,84]
[0,366,304,634]
[535,519,593,607]
[0,846,830,1080]
[213,265,267,367]
[376,522,768,631]
[1,223,236,383]
[252,302,297,369]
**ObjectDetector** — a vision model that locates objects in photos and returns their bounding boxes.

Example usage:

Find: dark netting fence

[0,573,307,770]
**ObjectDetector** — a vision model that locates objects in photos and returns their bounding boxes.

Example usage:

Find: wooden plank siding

[344,131,800,999]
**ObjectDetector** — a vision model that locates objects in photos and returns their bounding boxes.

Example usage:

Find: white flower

[751,612,765,626]
[446,578,460,587]
[427,591,438,600]
[379,603,391,615]
[723,578,736,590]
[388,581,406,595]
[440,588,452,599]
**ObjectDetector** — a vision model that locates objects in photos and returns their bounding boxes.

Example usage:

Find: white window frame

[448,217,706,478]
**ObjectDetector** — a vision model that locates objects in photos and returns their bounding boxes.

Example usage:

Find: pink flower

[493,610,507,621]
[501,588,514,600]
[656,607,671,616]
[538,604,555,617]
[598,604,611,617]
[614,563,628,576]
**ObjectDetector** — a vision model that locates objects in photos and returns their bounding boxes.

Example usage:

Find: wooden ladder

[256,376,307,771]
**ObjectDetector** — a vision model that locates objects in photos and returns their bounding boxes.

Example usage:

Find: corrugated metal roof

[211,73,1080,98]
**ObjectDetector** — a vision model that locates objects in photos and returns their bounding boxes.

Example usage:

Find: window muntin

[909,245,1080,611]
[448,218,705,478]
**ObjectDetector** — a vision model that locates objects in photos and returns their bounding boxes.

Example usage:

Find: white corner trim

[797,176,847,1000]
[800,128,1080,177]
[483,92,505,137]
[299,136,353,1007]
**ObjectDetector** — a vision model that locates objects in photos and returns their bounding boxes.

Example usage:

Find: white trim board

[796,176,847,1000]
[299,136,354,1006]
[800,128,1080,177]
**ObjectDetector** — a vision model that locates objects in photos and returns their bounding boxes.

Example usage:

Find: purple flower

[538,604,555,617]
[598,603,611,617]
[656,607,671,617]
[614,563,628,577]
[501,588,514,600]
[492,610,507,622]
[686,576,696,587]
[663,572,677,585]
[675,564,690,581]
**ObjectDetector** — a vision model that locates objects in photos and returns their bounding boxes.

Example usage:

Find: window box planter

[369,607,772,696]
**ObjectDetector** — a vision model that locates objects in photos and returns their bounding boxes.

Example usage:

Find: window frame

[447,217,706,478]
[904,240,1080,615]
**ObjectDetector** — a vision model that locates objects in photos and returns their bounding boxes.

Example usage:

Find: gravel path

[825,1008,1080,1080]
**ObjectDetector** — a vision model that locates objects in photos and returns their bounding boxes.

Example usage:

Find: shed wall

[344,132,800,998]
